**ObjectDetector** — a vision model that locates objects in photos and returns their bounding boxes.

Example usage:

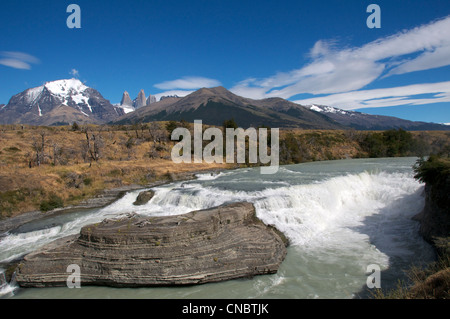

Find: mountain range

[113,86,449,131]
[1,79,449,131]
[117,89,157,114]
[113,86,343,129]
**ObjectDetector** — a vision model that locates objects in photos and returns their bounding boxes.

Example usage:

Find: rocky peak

[134,89,146,109]
[146,95,157,106]
[120,91,133,106]
[160,95,179,101]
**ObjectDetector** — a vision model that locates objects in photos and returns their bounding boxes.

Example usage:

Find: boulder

[15,202,288,288]
[133,190,155,206]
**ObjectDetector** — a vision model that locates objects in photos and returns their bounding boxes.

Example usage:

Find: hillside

[113,87,344,129]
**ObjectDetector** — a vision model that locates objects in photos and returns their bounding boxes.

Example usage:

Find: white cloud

[387,45,450,76]
[70,69,80,77]
[0,59,31,70]
[155,76,221,90]
[293,81,450,110]
[0,51,39,70]
[230,15,450,104]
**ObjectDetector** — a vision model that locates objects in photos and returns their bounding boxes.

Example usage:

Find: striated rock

[15,202,288,288]
[133,190,155,206]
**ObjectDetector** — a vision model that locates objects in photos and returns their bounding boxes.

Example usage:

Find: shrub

[71,122,80,131]
[83,177,93,186]
[360,129,414,158]
[40,194,64,212]
[413,155,450,186]
[4,146,21,152]
[165,121,179,136]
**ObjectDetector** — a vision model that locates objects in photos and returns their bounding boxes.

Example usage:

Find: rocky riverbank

[413,156,450,254]
[15,202,288,288]
[377,155,450,299]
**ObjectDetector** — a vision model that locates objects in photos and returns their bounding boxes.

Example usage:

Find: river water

[0,157,435,299]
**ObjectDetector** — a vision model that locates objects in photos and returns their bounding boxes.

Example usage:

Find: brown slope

[33,104,98,126]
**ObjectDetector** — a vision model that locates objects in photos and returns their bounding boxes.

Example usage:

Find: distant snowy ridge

[307,104,353,116]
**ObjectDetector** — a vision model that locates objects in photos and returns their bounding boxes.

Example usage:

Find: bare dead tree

[148,122,167,144]
[51,142,62,166]
[81,127,104,163]
[31,130,46,166]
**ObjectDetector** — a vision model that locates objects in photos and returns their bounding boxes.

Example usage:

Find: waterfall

[0,268,18,298]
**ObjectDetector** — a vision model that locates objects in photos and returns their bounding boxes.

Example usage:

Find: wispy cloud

[70,69,80,78]
[230,15,450,109]
[0,51,40,70]
[155,76,221,90]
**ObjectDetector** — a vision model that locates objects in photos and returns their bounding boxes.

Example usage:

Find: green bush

[165,121,179,137]
[414,155,450,185]
[40,194,64,212]
[4,146,21,152]
[83,177,93,186]
[360,129,414,158]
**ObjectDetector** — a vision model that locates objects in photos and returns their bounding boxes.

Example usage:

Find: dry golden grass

[0,125,229,218]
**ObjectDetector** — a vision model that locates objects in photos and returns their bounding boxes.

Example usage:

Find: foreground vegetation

[0,122,449,218]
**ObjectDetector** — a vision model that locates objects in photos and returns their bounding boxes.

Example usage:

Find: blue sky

[1,0,450,124]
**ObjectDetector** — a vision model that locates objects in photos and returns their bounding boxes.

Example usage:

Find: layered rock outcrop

[15,202,288,288]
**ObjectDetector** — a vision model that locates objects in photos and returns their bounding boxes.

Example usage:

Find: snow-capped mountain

[0,79,124,125]
[306,104,449,131]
